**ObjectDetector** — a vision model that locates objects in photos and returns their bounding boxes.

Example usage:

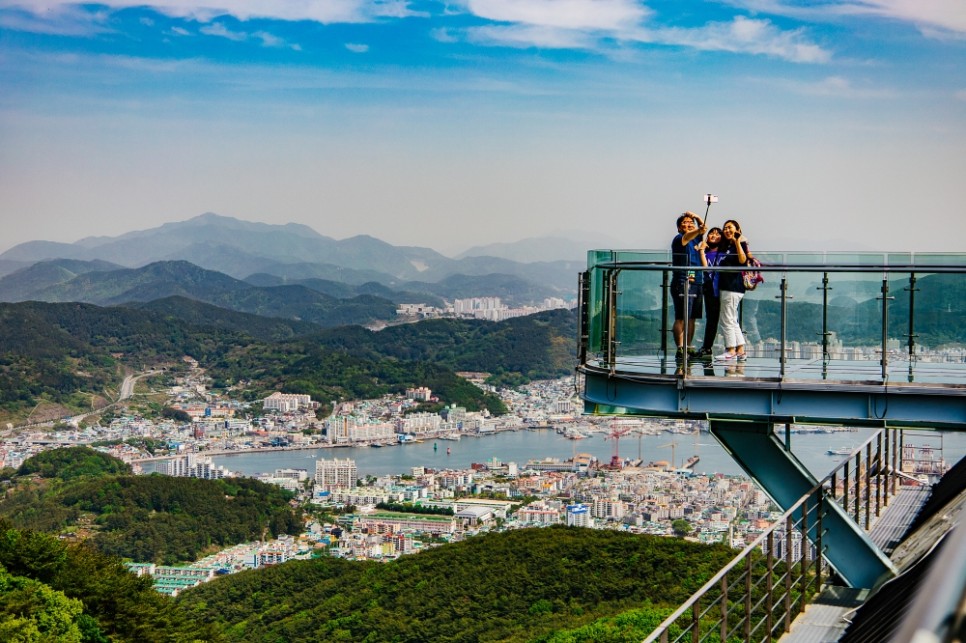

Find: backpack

[742,257,765,291]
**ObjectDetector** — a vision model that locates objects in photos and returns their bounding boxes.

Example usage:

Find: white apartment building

[406,387,433,401]
[315,457,358,489]
[395,412,442,437]
[326,416,395,444]
[516,505,561,526]
[158,454,233,480]
[566,503,592,527]
[263,392,313,412]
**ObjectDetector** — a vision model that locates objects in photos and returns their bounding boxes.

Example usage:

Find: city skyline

[1,1,964,255]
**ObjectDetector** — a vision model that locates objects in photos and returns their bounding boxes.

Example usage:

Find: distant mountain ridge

[0,212,580,300]
[0,260,399,328]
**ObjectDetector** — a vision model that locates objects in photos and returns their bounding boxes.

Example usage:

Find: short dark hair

[676,213,694,228]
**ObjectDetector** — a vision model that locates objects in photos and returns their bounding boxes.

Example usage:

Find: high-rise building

[315,458,357,489]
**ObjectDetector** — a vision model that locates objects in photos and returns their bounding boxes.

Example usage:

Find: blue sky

[1,1,964,255]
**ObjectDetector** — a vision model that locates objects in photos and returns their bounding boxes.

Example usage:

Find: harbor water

[158,427,966,480]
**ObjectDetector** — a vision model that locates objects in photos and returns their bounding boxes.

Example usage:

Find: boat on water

[826,446,853,456]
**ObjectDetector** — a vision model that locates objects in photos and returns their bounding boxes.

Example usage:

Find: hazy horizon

[2,1,964,255]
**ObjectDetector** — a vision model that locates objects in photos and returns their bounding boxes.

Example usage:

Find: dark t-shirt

[671,233,703,286]
[718,240,750,293]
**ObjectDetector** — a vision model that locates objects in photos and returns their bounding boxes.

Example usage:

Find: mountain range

[0,213,599,329]
[0,212,586,299]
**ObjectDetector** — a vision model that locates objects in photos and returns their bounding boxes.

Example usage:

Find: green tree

[672,519,692,537]
[0,565,85,643]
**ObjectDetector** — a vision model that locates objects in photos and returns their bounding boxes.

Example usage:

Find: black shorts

[672,281,703,320]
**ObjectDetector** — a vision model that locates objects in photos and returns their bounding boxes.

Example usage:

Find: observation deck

[577,250,966,429]
[575,250,966,639]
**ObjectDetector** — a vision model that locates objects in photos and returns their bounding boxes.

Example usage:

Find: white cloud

[728,0,966,38]
[196,21,295,48]
[253,30,284,47]
[200,21,245,41]
[463,0,649,31]
[451,1,827,62]
[467,24,597,49]
[430,27,459,43]
[170,25,191,36]
[345,42,370,53]
[0,4,111,36]
[786,75,895,98]
[636,16,831,63]
[0,0,423,24]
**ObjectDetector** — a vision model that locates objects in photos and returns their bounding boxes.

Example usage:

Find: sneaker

[715,352,736,362]
[675,347,686,359]
[696,347,714,359]
[736,353,747,362]
[687,347,700,357]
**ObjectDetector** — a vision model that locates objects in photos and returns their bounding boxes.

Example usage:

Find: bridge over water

[575,250,965,640]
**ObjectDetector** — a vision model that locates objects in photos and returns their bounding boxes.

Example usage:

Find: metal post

[875,432,883,517]
[843,466,849,521]
[745,556,753,641]
[785,515,793,633]
[682,273,690,375]
[577,271,589,366]
[895,430,903,496]
[603,269,620,372]
[660,269,670,359]
[766,530,775,641]
[779,277,789,379]
[906,272,918,361]
[852,449,862,525]
[691,597,700,643]
[816,497,825,589]
[800,497,810,611]
[880,277,893,381]
[819,272,831,362]
[864,441,872,530]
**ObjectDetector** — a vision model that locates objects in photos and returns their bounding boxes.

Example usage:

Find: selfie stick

[702,193,718,231]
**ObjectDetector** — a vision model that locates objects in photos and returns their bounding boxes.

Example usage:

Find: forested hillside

[0,301,576,423]
[1,448,302,566]
[178,526,741,642]
[0,521,222,642]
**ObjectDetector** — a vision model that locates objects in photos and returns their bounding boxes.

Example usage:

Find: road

[4,370,156,434]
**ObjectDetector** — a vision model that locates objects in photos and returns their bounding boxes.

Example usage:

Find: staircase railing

[644,427,905,643]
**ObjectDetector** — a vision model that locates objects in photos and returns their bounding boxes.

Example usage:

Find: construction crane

[658,438,678,470]
[604,424,632,468]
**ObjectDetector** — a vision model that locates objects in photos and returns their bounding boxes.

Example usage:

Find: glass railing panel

[897,269,966,382]
[746,268,829,376]
[581,249,966,386]
[584,250,616,358]
[911,253,962,266]
[614,264,669,371]
[820,269,887,381]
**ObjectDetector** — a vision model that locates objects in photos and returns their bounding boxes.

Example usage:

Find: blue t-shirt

[671,233,703,286]
[703,249,721,296]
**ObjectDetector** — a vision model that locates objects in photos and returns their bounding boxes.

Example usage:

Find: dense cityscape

[2,362,796,596]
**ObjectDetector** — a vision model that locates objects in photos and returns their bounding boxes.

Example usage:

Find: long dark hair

[721,220,743,252]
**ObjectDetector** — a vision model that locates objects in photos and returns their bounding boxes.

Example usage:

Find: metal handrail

[595,264,966,274]
[644,428,901,643]
[582,256,966,389]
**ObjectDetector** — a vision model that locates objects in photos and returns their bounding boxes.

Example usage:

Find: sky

[1,1,964,257]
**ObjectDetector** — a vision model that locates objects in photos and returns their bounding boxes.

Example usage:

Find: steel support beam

[709,419,896,589]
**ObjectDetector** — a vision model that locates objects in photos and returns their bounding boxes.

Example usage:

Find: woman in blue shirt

[696,227,723,358]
